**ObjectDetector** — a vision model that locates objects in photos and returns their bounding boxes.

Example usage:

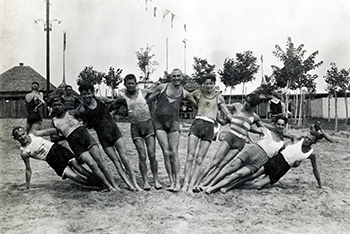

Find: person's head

[274,115,288,133]
[12,126,29,145]
[124,74,137,93]
[201,73,216,93]
[271,91,281,100]
[65,85,74,96]
[52,96,66,115]
[303,133,318,148]
[78,83,95,105]
[243,93,260,110]
[31,82,39,91]
[170,68,183,86]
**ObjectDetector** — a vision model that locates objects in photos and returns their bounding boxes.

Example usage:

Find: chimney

[19,63,24,66]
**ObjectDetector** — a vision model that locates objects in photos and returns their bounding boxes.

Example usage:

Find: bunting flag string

[137,0,188,32]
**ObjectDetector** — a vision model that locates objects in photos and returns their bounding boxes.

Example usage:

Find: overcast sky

[1,0,349,95]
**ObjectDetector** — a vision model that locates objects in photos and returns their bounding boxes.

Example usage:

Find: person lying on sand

[310,120,337,143]
[12,126,97,189]
[223,132,323,192]
[204,116,292,194]
[37,97,119,192]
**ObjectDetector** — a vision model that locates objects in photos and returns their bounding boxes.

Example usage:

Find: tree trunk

[345,89,349,121]
[328,94,331,122]
[229,87,233,104]
[285,80,290,119]
[298,89,303,126]
[294,90,298,123]
[335,91,338,131]
[242,82,245,103]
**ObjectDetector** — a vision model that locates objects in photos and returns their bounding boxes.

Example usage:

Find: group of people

[15,69,330,193]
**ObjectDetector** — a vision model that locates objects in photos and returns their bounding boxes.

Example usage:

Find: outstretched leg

[168,131,181,192]
[79,151,117,192]
[206,166,251,194]
[103,146,137,191]
[114,138,143,191]
[197,141,231,187]
[190,140,211,192]
[89,145,119,190]
[205,157,243,189]
[63,166,95,186]
[156,130,175,191]
[182,135,200,192]
[145,135,162,189]
[134,138,151,190]
[200,147,239,187]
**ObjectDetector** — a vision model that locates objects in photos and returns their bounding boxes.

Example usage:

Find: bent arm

[109,96,127,112]
[218,95,233,120]
[21,153,32,189]
[34,92,45,111]
[184,89,198,109]
[309,153,321,188]
[33,128,58,137]
[146,84,164,102]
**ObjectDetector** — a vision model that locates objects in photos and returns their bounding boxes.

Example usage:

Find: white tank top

[282,139,314,166]
[124,90,151,123]
[20,134,53,161]
[257,128,284,158]
[53,111,82,138]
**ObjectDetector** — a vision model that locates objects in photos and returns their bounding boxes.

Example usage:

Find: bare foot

[127,185,136,191]
[192,186,201,193]
[143,182,151,191]
[181,184,188,192]
[173,184,181,192]
[205,188,213,194]
[220,188,228,194]
[166,184,175,191]
[154,181,163,190]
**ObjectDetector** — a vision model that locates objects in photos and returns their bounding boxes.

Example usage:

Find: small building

[0,63,56,118]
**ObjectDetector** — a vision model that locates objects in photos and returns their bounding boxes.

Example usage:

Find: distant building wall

[311,97,350,119]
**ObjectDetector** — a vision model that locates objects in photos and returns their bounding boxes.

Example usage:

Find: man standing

[181,74,233,193]
[62,85,82,110]
[147,68,197,192]
[25,82,45,133]
[110,74,162,190]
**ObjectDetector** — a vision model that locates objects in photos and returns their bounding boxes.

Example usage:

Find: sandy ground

[1,118,350,234]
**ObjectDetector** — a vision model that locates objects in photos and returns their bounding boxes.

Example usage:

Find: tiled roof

[0,64,56,93]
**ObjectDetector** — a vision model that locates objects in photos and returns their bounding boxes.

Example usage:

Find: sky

[1,0,350,95]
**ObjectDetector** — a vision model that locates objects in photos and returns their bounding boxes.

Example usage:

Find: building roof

[0,63,56,94]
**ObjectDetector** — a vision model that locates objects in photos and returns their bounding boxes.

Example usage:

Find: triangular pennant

[171,13,175,28]
[163,9,170,21]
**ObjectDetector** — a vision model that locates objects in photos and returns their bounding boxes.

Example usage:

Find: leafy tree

[103,66,123,98]
[136,45,159,81]
[192,57,216,84]
[77,66,104,87]
[218,51,259,103]
[324,63,350,131]
[272,37,323,125]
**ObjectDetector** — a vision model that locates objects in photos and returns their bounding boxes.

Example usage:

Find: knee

[138,153,147,162]
[195,156,204,165]
[186,152,195,163]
